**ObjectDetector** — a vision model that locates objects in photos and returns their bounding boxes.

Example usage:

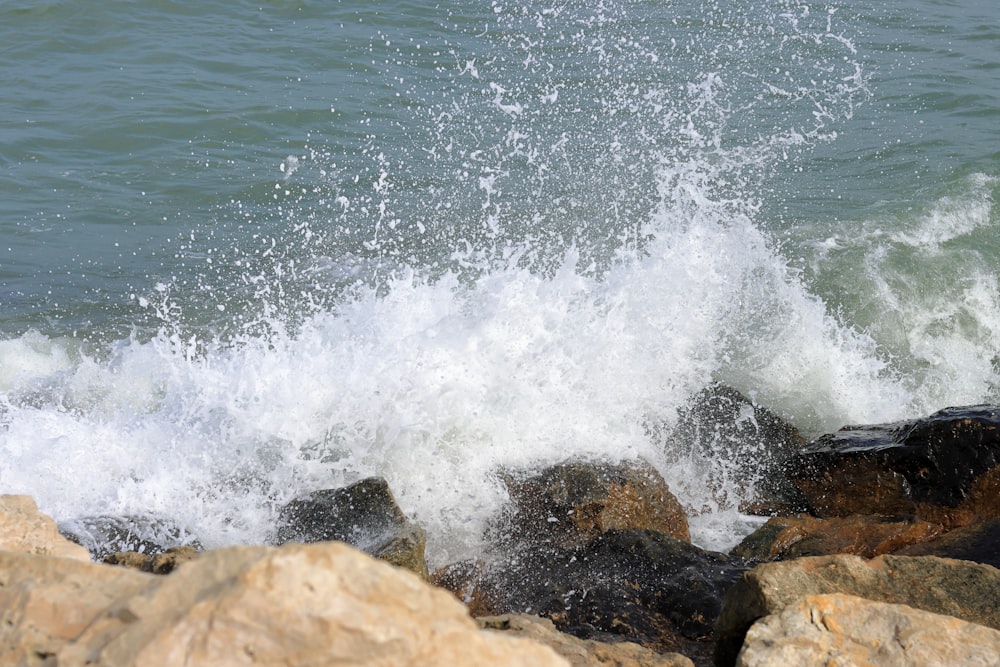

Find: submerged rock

[714,554,1000,667]
[479,613,696,667]
[783,405,1000,524]
[273,476,428,578]
[495,460,690,549]
[660,385,806,513]
[58,513,202,561]
[736,593,1000,667]
[0,494,91,562]
[730,514,944,561]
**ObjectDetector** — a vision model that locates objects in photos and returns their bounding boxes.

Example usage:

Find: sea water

[1,0,997,563]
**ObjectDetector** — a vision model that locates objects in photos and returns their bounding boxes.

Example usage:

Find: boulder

[495,461,690,548]
[729,514,944,561]
[895,518,1000,568]
[479,613,696,667]
[273,477,429,578]
[0,494,91,561]
[714,554,1000,667]
[0,542,569,666]
[661,385,806,512]
[447,529,747,655]
[783,405,1000,524]
[736,594,1000,667]
[58,513,201,560]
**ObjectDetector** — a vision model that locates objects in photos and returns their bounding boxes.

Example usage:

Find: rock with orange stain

[736,594,1000,667]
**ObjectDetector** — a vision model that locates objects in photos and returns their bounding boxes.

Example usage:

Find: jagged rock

[273,476,429,579]
[1,542,569,666]
[479,613,696,667]
[449,529,746,655]
[736,594,1000,667]
[661,385,806,513]
[783,405,1000,525]
[495,461,690,548]
[896,518,1000,568]
[729,514,944,561]
[431,559,499,618]
[714,554,1000,667]
[104,545,201,574]
[0,494,91,561]
[58,513,201,560]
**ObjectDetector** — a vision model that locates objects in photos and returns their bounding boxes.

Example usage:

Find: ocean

[1,0,997,563]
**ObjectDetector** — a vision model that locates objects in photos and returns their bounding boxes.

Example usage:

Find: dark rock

[714,554,1000,667]
[659,385,806,513]
[273,477,428,578]
[104,545,201,574]
[495,461,690,549]
[465,529,747,654]
[59,514,201,561]
[783,405,1000,524]
[729,514,945,562]
[895,518,1000,568]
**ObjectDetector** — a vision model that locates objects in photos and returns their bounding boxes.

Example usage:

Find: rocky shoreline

[2,390,999,665]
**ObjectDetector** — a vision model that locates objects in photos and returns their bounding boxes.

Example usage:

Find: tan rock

[715,554,1000,667]
[56,542,569,666]
[737,593,1000,667]
[0,494,91,561]
[0,550,152,664]
[479,614,695,667]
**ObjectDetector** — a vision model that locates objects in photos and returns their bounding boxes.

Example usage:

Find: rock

[661,385,806,512]
[58,513,201,560]
[104,545,201,574]
[714,554,1000,667]
[1,542,569,666]
[479,613,696,667]
[0,549,152,664]
[729,514,944,561]
[495,461,690,548]
[783,405,1000,524]
[736,594,1000,667]
[457,529,746,654]
[0,494,91,561]
[273,477,429,579]
[895,518,1000,568]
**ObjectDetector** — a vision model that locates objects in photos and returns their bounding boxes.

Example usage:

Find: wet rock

[783,405,1000,524]
[0,494,91,561]
[714,554,1000,667]
[895,518,1000,568]
[273,476,429,578]
[479,613,696,667]
[1,542,569,667]
[496,461,690,548]
[729,514,944,561]
[463,529,747,655]
[736,593,1000,667]
[104,545,201,574]
[662,385,806,513]
[58,513,201,561]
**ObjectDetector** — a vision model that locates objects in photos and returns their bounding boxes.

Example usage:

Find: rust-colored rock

[783,405,1000,525]
[730,514,945,561]
[0,494,91,561]
[896,518,1000,568]
[714,554,1000,667]
[497,460,689,548]
[736,594,1000,667]
[480,614,696,667]
[104,545,201,574]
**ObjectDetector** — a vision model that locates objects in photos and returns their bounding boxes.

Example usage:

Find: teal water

[1,0,998,559]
